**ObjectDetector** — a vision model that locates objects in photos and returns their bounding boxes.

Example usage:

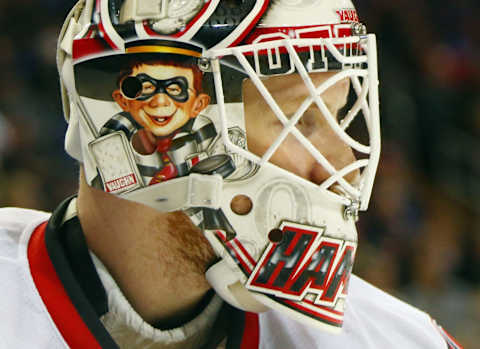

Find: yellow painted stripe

[126,46,202,57]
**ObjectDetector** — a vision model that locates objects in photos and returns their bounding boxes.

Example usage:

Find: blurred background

[0,0,478,346]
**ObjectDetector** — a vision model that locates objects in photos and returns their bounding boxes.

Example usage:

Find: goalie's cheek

[267,135,319,182]
[308,129,360,185]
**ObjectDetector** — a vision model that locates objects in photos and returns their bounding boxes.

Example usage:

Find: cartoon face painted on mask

[112,63,210,138]
[97,61,216,184]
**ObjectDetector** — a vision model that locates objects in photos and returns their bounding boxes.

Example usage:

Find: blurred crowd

[0,0,76,209]
[356,0,480,346]
[0,0,479,347]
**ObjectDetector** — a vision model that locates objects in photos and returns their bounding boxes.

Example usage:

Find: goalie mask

[58,0,380,332]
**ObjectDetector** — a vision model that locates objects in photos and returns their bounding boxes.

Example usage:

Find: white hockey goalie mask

[58,0,380,332]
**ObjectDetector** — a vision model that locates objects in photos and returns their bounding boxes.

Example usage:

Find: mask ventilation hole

[230,195,253,215]
[268,229,284,244]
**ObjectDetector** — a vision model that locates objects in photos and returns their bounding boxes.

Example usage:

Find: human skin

[242,71,357,186]
[78,71,355,327]
[112,64,210,153]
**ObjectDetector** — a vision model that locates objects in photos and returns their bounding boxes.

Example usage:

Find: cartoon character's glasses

[120,74,191,102]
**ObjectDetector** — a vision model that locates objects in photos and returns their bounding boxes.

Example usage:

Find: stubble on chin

[161,211,217,279]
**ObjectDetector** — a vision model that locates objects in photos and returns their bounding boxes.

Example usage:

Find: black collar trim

[44,196,118,348]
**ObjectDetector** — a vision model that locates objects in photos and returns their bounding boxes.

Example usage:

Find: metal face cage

[206,31,380,211]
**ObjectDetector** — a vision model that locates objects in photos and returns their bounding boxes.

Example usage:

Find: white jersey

[0,207,461,349]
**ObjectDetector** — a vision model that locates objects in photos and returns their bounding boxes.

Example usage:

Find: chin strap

[206,260,269,313]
